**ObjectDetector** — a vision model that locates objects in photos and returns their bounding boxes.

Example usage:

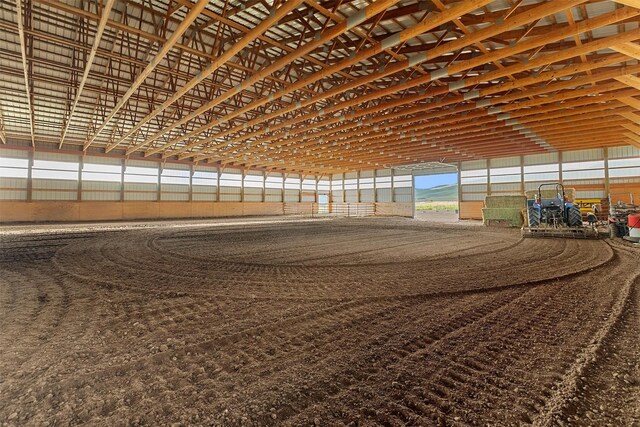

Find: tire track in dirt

[533,243,640,427]
[1,218,637,426]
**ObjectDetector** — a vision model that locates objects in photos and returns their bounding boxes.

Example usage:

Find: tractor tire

[609,223,619,239]
[568,205,583,227]
[527,206,540,227]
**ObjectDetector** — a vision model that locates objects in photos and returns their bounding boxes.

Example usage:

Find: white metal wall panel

[491,183,521,193]
[301,193,315,202]
[525,182,562,191]
[32,191,77,201]
[375,169,391,177]
[126,159,159,168]
[610,177,640,184]
[0,177,27,200]
[192,185,217,201]
[360,189,375,202]
[161,185,189,201]
[461,184,487,193]
[301,178,316,190]
[524,152,559,165]
[84,155,121,165]
[331,190,344,202]
[563,148,604,162]
[82,181,121,201]
[0,149,29,158]
[219,187,241,202]
[192,192,216,201]
[460,159,487,170]
[284,189,299,202]
[376,188,392,202]
[124,183,157,201]
[490,156,521,168]
[360,170,374,178]
[462,193,485,201]
[345,189,358,202]
[243,188,263,202]
[163,162,190,170]
[394,188,412,202]
[265,189,282,202]
[34,152,79,162]
[609,146,640,158]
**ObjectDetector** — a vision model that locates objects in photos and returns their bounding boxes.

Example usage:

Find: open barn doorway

[414,171,459,222]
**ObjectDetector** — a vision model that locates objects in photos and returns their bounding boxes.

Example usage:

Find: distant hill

[415,184,458,202]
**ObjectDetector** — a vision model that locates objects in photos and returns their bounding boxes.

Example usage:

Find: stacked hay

[482,195,527,227]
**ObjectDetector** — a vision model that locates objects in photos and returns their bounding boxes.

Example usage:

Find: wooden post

[373,169,378,203]
[604,147,610,197]
[188,164,193,202]
[157,163,162,201]
[216,165,221,202]
[120,159,125,202]
[457,162,462,219]
[342,173,346,203]
[240,169,245,202]
[262,170,266,202]
[411,172,416,219]
[558,151,564,184]
[486,159,492,196]
[391,169,396,203]
[77,155,83,201]
[282,173,286,203]
[520,155,525,195]
[26,149,33,202]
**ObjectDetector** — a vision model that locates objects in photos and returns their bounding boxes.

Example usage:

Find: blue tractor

[523,183,596,238]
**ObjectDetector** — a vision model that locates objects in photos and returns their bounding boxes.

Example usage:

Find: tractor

[522,183,597,238]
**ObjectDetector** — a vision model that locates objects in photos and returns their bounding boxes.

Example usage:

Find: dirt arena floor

[1,217,639,426]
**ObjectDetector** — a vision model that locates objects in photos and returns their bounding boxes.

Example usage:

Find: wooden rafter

[15,0,35,146]
[83,0,211,150]
[59,0,116,148]
[1,0,640,173]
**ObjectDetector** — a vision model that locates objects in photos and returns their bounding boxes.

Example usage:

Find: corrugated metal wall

[460,147,640,202]
[0,148,29,200]
[0,150,329,205]
[329,168,413,203]
[192,164,217,201]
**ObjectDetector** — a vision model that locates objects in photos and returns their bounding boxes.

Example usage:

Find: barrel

[630,213,640,238]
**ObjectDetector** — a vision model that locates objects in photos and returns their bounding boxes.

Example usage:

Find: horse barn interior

[1,0,640,425]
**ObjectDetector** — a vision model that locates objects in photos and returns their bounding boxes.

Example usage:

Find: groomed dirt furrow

[285,252,633,426]
[0,217,637,426]
[47,227,610,300]
[559,274,639,426]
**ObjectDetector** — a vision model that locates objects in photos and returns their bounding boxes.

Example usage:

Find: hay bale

[482,208,524,227]
[484,195,527,209]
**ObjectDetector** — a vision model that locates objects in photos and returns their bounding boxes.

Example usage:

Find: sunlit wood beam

[83,0,211,150]
[613,0,640,9]
[16,0,35,146]
[59,0,116,148]
[615,74,640,91]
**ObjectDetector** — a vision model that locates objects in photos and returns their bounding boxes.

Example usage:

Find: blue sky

[414,173,457,189]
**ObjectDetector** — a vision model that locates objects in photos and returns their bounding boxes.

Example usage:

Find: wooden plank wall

[0,201,415,222]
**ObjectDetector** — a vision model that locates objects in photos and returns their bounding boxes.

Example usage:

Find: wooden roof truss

[0,0,639,174]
